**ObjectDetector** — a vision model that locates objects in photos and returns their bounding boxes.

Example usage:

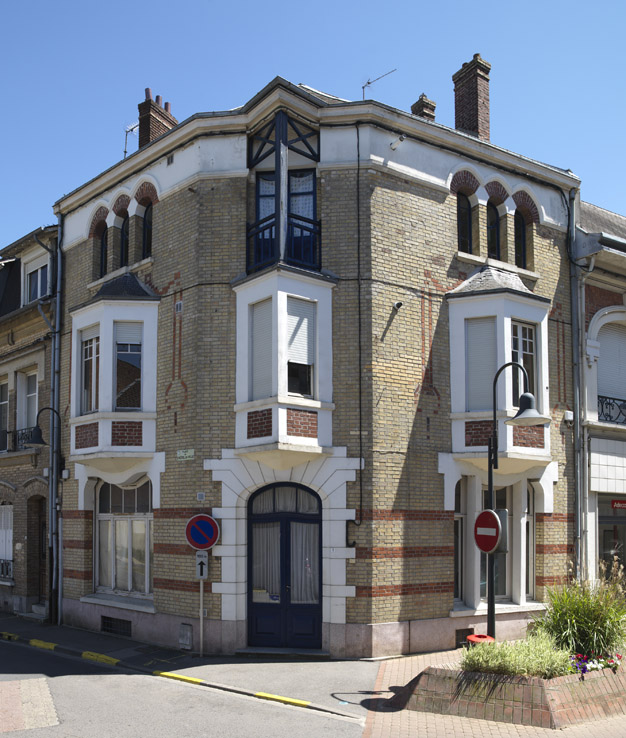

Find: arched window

[99,226,108,278]
[486,201,500,260]
[96,480,153,594]
[457,193,473,254]
[142,203,153,259]
[514,210,527,269]
[120,215,130,267]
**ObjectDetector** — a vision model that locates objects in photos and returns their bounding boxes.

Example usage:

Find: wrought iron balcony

[598,395,626,425]
[247,214,321,274]
[0,559,12,579]
[13,427,36,451]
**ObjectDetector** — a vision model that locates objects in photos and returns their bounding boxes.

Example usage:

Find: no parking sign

[185,514,220,550]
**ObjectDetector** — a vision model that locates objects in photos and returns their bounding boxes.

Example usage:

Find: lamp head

[25,424,47,448]
[505,392,551,427]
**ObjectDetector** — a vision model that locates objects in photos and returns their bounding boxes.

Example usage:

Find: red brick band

[63,569,92,580]
[536,513,574,523]
[513,425,544,448]
[359,510,453,521]
[154,578,209,593]
[154,543,197,555]
[153,508,212,518]
[63,540,92,550]
[465,420,491,446]
[356,546,454,559]
[111,421,142,446]
[356,582,453,597]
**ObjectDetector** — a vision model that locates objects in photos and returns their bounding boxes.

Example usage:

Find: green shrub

[533,561,626,658]
[460,632,571,678]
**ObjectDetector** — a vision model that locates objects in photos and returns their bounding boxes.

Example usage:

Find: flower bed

[407,664,626,728]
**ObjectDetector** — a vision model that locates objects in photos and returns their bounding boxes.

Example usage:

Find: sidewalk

[4,614,626,737]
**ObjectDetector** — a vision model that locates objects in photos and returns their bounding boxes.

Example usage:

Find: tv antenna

[362,68,397,100]
[123,121,139,159]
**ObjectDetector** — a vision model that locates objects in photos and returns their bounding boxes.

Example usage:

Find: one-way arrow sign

[196,550,209,580]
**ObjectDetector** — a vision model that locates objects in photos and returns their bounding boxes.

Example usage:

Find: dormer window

[23,254,49,304]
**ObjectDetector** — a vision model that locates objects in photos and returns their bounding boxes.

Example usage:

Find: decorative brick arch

[513,191,540,224]
[135,182,159,206]
[0,481,16,504]
[112,195,131,215]
[485,181,509,206]
[450,170,479,195]
[23,476,48,499]
[89,207,109,237]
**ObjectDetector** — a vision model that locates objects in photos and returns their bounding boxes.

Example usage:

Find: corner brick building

[45,57,580,657]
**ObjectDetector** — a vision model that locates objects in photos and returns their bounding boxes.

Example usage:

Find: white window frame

[16,371,38,431]
[0,503,13,579]
[22,253,50,305]
[81,326,100,415]
[511,320,537,405]
[114,322,143,411]
[480,487,512,602]
[95,482,153,596]
[0,382,8,452]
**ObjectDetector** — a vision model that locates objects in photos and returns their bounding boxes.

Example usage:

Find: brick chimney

[138,88,178,148]
[411,93,436,122]
[452,54,491,141]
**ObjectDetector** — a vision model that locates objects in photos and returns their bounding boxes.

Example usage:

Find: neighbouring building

[575,203,626,582]
[0,225,59,618]
[49,55,580,657]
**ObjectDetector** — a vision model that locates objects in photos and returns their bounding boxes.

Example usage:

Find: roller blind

[115,322,142,344]
[287,297,316,365]
[466,317,496,411]
[251,299,273,400]
[81,324,99,341]
[598,323,626,400]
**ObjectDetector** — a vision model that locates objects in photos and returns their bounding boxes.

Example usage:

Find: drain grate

[101,616,132,638]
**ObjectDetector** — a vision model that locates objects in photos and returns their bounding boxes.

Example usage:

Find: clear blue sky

[2,0,624,246]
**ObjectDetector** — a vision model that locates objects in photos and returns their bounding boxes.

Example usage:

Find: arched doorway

[248,483,321,649]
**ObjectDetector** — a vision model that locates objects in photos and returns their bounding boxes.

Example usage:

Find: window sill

[234,397,335,412]
[450,600,545,617]
[80,592,155,613]
[455,251,539,282]
[0,578,15,587]
[70,411,157,425]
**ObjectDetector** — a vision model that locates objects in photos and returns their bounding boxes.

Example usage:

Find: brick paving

[363,649,626,738]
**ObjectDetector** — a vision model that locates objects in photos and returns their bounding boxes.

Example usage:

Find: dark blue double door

[248,484,321,649]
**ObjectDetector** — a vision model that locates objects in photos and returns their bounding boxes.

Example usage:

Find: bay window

[97,481,153,595]
[250,299,273,401]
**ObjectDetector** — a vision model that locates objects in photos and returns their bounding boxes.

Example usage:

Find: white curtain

[290,522,319,604]
[252,522,280,602]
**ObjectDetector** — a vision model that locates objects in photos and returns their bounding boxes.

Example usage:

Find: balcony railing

[247,214,321,273]
[0,559,13,579]
[598,395,626,425]
[0,427,36,453]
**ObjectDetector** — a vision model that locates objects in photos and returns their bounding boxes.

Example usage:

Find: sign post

[186,515,220,656]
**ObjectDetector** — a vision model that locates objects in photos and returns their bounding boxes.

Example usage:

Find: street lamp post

[486,362,550,639]
[26,406,62,624]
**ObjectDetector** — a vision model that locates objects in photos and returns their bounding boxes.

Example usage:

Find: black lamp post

[486,362,550,638]
[25,406,62,624]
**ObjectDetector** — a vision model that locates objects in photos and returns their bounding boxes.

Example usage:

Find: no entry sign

[185,514,220,550]
[474,509,502,555]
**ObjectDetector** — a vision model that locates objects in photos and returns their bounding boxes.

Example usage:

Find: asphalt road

[0,641,365,737]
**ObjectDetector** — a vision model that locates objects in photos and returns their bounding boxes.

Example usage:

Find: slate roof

[579,202,626,240]
[92,273,158,301]
[447,264,544,300]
